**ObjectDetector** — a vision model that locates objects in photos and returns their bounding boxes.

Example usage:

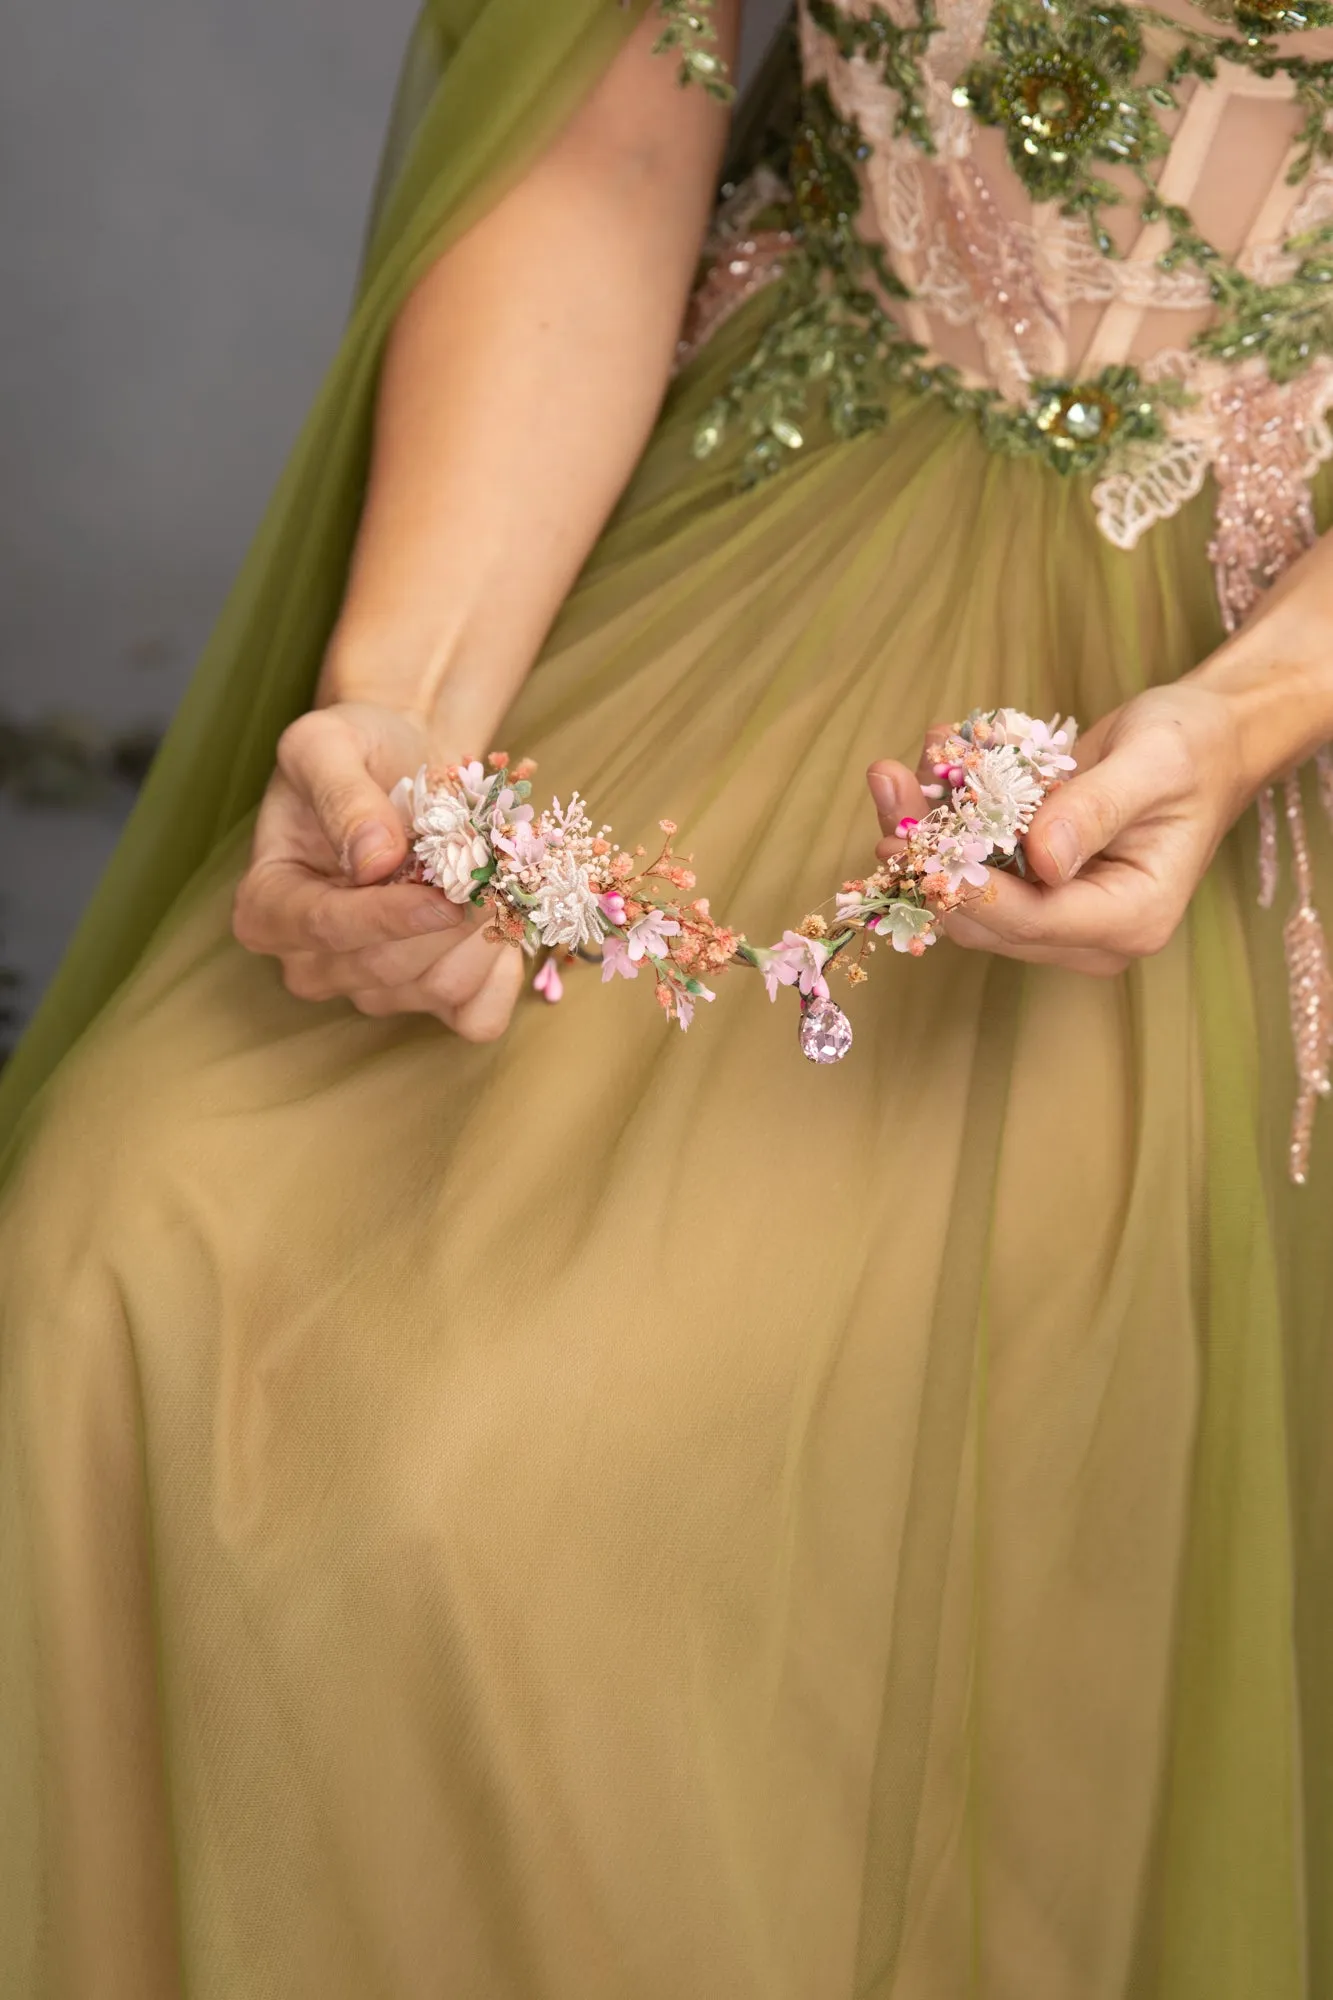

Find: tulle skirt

[1,308,1329,1998]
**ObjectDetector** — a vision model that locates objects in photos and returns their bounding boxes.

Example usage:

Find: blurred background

[0,0,786,1045]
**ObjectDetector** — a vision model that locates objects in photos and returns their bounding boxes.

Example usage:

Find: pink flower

[532,958,563,1003]
[1019,717,1078,778]
[601,936,639,981]
[494,821,548,868]
[759,931,829,1003]
[926,834,991,894]
[670,983,714,1031]
[599,889,627,925]
[894,816,919,837]
[489,787,535,832]
[626,908,681,962]
[454,759,489,804]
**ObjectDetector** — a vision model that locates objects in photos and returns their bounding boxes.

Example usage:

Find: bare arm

[323,5,737,743]
[233,7,738,1038]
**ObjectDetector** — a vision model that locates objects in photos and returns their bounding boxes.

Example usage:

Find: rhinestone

[799,997,854,1064]
[1063,398,1106,440]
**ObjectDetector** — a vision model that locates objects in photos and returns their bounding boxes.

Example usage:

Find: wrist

[1190,642,1333,800]
[317,621,514,763]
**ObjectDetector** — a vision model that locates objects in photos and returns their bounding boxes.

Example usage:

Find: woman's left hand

[866,681,1253,976]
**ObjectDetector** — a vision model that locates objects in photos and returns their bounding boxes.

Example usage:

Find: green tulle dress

[2,3,1331,1995]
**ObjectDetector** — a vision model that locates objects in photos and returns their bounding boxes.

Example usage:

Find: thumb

[276,711,409,883]
[1024,738,1158,885]
[867,760,932,844]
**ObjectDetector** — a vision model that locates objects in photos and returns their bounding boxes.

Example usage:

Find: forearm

[1192,526,1333,799]
[318,9,735,754]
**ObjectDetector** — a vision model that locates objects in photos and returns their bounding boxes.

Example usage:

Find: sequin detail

[651,0,734,99]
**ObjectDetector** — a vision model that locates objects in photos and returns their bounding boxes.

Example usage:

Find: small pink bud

[894,816,919,837]
[533,958,563,1003]
[599,889,627,925]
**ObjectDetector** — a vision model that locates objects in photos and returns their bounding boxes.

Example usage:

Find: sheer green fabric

[1,15,1330,1998]
[0,0,644,1166]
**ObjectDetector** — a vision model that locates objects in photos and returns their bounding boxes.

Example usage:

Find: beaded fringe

[1220,642,1333,1184]
[1253,773,1333,1183]
[1234,763,1333,1185]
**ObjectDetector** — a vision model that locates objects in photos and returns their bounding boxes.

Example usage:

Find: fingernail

[347,822,394,877]
[412,898,461,932]
[868,770,899,823]
[1045,818,1081,881]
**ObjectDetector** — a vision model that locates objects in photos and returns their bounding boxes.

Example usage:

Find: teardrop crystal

[798,997,854,1064]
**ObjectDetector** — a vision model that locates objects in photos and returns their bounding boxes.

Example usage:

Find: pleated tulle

[2,288,1329,1994]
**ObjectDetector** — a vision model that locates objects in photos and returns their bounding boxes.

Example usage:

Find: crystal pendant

[798,996,853,1063]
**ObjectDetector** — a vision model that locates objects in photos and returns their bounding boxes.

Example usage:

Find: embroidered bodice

[688,0,1333,608]
[680,0,1333,1178]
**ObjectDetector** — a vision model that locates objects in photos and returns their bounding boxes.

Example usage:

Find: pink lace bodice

[798,0,1333,596]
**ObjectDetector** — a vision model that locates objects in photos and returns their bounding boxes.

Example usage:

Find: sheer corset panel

[800,0,1333,396]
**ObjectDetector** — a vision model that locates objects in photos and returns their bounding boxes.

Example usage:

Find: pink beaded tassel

[1209,369,1333,1180]
[1281,773,1333,1183]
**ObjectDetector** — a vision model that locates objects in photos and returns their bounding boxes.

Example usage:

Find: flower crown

[389,706,1078,1062]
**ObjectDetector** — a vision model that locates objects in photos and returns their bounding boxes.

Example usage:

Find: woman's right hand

[231,701,525,1041]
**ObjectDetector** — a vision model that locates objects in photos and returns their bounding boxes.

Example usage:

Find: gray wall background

[1,1,786,1027]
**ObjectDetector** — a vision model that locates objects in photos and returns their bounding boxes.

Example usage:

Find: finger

[866,759,933,845]
[276,954,339,1003]
[941,907,1130,977]
[1024,733,1179,887]
[276,709,410,883]
[945,865,1180,959]
[449,943,525,1043]
[273,927,472,1002]
[348,944,524,1039]
[235,859,465,956]
[409,928,510,1015]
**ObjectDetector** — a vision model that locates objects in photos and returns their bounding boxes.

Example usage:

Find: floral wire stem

[389,708,1077,1062]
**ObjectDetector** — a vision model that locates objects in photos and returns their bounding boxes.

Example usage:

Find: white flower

[873,901,937,953]
[962,746,1044,852]
[390,767,492,903]
[414,796,491,903]
[989,707,1038,747]
[388,764,434,830]
[532,850,605,950]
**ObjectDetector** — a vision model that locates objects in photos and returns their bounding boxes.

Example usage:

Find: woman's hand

[865,681,1254,976]
[232,701,524,1040]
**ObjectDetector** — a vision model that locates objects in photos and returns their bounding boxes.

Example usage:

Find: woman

[1,0,1330,1992]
